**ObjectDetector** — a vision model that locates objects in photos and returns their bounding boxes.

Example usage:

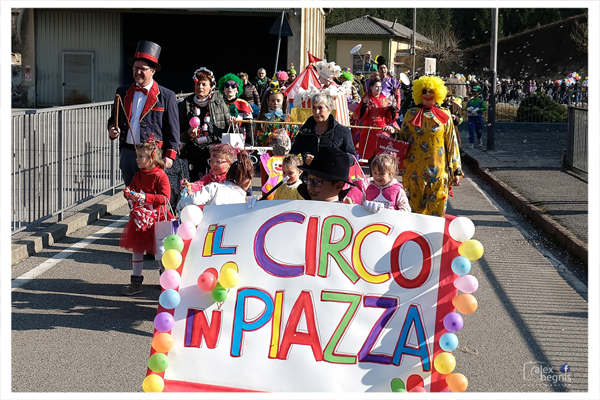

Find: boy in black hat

[296,146,355,202]
[107,40,180,186]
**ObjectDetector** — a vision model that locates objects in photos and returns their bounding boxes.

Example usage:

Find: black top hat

[375,55,387,67]
[299,146,354,184]
[127,40,162,71]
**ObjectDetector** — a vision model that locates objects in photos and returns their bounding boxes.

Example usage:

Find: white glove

[247,196,258,209]
[473,107,480,113]
[363,200,384,214]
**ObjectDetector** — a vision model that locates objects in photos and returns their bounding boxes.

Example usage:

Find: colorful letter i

[269,291,284,359]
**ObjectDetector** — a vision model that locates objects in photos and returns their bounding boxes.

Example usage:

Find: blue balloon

[440,332,459,352]
[451,256,472,276]
[159,289,181,309]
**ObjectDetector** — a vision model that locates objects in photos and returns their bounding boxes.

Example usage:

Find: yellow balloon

[220,261,239,273]
[142,374,164,392]
[452,294,478,314]
[219,268,239,289]
[458,240,484,260]
[434,352,456,374]
[446,373,468,392]
[162,249,182,270]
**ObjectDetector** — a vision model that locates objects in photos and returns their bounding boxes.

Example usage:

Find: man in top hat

[296,146,355,202]
[107,40,180,186]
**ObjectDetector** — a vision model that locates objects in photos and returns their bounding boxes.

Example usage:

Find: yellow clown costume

[398,76,463,217]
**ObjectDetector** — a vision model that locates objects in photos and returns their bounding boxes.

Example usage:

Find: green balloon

[390,378,406,393]
[148,353,169,373]
[163,235,184,252]
[212,286,228,302]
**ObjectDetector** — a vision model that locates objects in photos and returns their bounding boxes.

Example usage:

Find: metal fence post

[57,110,64,222]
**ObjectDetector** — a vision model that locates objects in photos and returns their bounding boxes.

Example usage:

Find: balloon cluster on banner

[143,204,204,393]
[197,261,240,303]
[435,217,484,393]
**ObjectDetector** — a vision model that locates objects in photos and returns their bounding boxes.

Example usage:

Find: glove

[474,107,480,113]
[247,196,258,209]
[363,200,384,214]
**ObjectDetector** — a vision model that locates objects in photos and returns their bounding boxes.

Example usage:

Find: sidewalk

[458,124,588,262]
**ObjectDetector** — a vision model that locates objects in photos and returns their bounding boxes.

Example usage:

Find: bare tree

[419,28,463,65]
[570,20,587,53]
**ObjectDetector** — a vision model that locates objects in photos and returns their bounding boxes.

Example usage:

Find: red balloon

[197,272,217,291]
[205,267,219,279]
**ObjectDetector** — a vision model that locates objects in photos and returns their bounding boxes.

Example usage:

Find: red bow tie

[409,106,450,128]
[134,86,148,95]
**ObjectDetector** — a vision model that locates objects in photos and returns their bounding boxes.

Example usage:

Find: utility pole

[412,8,417,78]
[273,11,285,76]
[487,8,498,150]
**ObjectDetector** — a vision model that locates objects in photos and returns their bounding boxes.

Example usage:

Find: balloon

[448,217,475,242]
[409,386,426,392]
[159,289,181,309]
[180,205,203,226]
[451,256,471,276]
[189,116,200,128]
[390,378,406,392]
[148,353,170,373]
[161,249,182,270]
[163,234,184,252]
[446,373,468,392]
[212,284,228,302]
[152,332,174,353]
[219,268,239,289]
[434,352,456,374]
[443,312,464,333]
[160,269,181,290]
[220,261,239,273]
[197,271,217,291]
[458,240,484,260]
[177,222,197,241]
[154,312,175,332]
[454,275,479,294]
[453,293,478,314]
[439,332,459,352]
[142,374,164,392]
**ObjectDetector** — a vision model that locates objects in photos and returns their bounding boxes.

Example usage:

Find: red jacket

[127,165,174,220]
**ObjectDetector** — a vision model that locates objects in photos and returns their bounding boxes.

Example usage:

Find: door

[62,52,94,105]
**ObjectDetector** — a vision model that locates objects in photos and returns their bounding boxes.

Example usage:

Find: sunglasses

[207,159,229,165]
[224,82,239,89]
[306,177,325,188]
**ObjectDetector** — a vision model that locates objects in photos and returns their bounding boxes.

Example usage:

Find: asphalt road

[9,167,590,397]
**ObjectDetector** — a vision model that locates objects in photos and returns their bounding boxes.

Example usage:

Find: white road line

[11,216,128,290]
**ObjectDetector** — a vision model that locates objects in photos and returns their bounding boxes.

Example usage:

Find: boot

[122,275,144,296]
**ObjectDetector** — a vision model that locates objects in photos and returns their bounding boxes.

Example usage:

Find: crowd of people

[108,40,466,296]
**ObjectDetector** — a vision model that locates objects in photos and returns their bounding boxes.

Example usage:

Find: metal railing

[11,101,120,234]
[566,106,588,175]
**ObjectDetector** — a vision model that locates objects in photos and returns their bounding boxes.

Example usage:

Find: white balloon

[180,205,203,226]
[448,217,475,242]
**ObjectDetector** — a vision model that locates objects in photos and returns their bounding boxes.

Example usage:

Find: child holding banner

[178,150,254,208]
[182,143,236,194]
[273,154,304,200]
[362,153,411,213]
[120,139,173,296]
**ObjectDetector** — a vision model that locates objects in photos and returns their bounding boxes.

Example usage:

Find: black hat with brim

[298,146,354,185]
[127,40,162,71]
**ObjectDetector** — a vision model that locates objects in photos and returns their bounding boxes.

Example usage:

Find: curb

[11,193,128,266]
[461,151,588,263]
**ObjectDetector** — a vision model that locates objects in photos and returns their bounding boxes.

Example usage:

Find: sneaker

[477,138,483,147]
[469,143,474,149]
[122,275,143,296]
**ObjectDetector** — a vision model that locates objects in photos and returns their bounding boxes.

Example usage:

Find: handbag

[222,123,245,150]
[153,195,178,260]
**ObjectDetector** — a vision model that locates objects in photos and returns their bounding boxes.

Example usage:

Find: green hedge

[516,93,568,123]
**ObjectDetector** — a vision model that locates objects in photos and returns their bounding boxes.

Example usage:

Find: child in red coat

[120,140,173,296]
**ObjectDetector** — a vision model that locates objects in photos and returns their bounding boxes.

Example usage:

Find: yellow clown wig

[412,76,448,105]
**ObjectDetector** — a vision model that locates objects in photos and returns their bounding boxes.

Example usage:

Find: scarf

[193,95,210,107]
[409,105,450,128]
[256,77,268,86]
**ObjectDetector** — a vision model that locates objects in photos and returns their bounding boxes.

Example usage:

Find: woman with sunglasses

[218,73,254,141]
[178,67,233,183]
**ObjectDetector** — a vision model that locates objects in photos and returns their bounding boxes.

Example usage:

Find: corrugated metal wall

[35,9,121,107]
[301,8,325,70]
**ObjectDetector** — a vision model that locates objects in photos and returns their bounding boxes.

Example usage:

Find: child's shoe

[122,275,144,296]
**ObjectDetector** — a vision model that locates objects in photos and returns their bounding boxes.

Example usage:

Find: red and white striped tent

[283,64,322,102]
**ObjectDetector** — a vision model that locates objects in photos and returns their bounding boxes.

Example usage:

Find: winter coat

[290,114,357,160]
[240,83,260,106]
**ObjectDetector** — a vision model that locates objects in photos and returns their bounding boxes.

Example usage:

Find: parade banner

[145,201,482,393]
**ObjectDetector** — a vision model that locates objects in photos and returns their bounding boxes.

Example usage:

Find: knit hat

[288,63,296,75]
[298,146,354,185]
[341,67,353,82]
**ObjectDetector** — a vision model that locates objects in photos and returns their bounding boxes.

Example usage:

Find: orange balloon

[452,294,478,314]
[152,332,174,353]
[446,373,468,392]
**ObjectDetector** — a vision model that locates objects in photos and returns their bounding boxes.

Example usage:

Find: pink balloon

[177,222,197,240]
[160,269,181,290]
[409,386,427,392]
[189,117,200,128]
[454,275,479,294]
[197,272,217,291]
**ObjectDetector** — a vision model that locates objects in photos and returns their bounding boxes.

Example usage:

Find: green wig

[218,73,243,98]
[412,76,447,106]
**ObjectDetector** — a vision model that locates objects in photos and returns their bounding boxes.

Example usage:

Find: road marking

[11,216,128,290]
